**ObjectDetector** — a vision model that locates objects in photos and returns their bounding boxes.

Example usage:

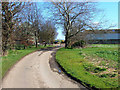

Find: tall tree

[2,2,25,55]
[51,1,98,48]
[26,2,43,48]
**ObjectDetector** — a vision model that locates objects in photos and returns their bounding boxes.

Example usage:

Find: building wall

[86,33,120,40]
[85,29,120,44]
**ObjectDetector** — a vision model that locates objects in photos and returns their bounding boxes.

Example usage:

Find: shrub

[15,45,25,50]
[71,40,86,48]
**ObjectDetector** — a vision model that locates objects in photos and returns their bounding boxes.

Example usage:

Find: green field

[0,45,53,78]
[56,44,119,88]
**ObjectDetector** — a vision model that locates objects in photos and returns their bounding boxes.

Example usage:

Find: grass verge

[56,45,118,89]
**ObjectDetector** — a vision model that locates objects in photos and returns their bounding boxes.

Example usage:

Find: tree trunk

[44,42,47,47]
[35,31,38,48]
[24,45,26,49]
[65,31,69,48]
[2,40,8,56]
[2,44,8,56]
[35,40,38,48]
[2,50,8,56]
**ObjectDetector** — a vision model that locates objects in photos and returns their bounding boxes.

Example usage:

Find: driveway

[2,47,85,88]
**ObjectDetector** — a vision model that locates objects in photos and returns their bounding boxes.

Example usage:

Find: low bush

[71,40,86,48]
[15,45,25,50]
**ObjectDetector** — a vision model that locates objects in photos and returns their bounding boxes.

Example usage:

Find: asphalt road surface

[2,47,85,88]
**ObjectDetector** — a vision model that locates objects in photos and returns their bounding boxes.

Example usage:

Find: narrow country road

[2,47,85,88]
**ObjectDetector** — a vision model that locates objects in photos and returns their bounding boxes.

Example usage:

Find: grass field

[0,45,53,78]
[56,44,119,88]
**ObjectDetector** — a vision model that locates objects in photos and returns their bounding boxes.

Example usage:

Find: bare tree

[39,21,57,46]
[51,1,117,48]
[51,1,98,48]
[25,2,43,48]
[14,21,34,49]
[2,2,25,55]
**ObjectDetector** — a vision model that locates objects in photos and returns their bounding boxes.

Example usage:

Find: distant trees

[1,2,57,55]
[26,3,42,48]
[39,21,57,45]
[14,22,34,48]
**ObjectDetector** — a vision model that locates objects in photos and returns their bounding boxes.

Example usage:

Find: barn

[85,29,120,44]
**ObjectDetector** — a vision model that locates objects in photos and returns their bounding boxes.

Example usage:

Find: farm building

[85,29,120,44]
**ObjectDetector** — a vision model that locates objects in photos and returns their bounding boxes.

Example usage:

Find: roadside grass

[0,45,54,78]
[90,44,118,48]
[56,45,118,88]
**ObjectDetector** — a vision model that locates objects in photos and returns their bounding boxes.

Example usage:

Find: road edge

[51,48,98,90]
